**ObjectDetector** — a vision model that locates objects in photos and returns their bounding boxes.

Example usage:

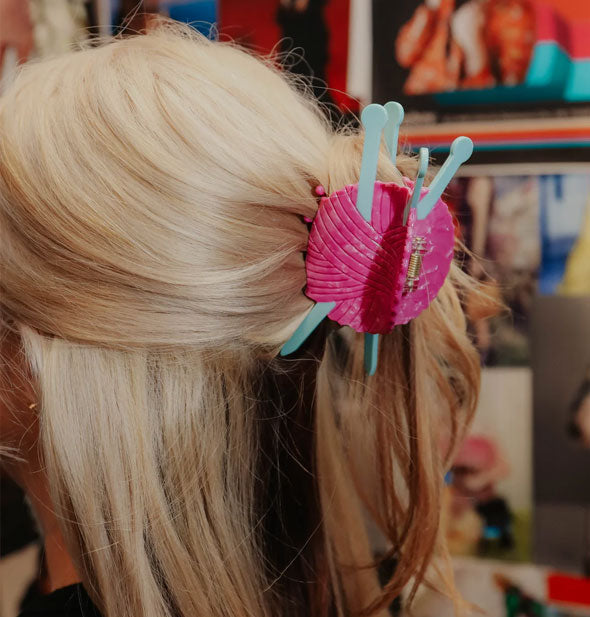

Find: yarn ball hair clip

[281,102,473,375]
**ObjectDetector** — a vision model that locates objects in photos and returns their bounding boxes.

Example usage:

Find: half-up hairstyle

[0,22,480,617]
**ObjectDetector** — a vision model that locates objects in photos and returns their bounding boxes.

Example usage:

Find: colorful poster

[373,0,590,108]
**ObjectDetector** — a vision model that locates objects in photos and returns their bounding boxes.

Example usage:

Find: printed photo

[394,0,535,96]
[448,170,590,366]
[448,173,540,366]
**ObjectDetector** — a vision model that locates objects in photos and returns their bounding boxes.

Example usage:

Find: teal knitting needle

[416,137,473,220]
[280,301,335,356]
[384,101,404,165]
[356,104,388,222]
[404,147,429,225]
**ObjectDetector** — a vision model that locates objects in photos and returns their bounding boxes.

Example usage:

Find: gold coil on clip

[404,236,427,294]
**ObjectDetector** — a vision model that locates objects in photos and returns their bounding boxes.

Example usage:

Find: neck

[39,513,81,593]
[17,459,81,593]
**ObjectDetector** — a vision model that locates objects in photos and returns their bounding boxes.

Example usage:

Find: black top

[19,584,101,617]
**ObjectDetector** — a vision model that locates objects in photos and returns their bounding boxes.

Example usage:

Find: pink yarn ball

[304,181,455,334]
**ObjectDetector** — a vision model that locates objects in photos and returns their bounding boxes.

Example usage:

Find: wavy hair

[0,23,480,617]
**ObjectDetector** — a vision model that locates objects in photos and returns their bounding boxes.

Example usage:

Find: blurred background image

[1,1,589,616]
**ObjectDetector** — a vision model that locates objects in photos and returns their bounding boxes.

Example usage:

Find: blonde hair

[0,23,480,617]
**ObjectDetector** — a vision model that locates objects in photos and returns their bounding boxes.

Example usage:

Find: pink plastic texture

[305,181,455,334]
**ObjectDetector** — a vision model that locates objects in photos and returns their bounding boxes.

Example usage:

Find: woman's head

[0,23,480,617]
[1,23,327,349]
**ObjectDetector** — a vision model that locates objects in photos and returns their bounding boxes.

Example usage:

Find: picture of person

[394,0,535,95]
